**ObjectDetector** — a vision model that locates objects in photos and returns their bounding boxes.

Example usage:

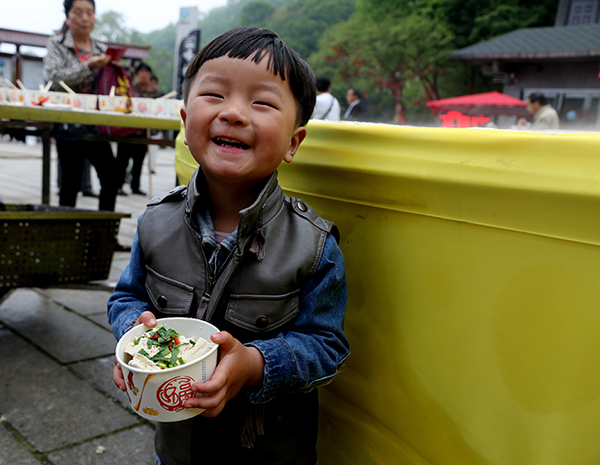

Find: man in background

[517,92,560,130]
[311,77,340,121]
[343,87,369,121]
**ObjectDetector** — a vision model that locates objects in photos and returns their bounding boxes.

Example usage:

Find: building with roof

[449,0,600,130]
[0,28,150,91]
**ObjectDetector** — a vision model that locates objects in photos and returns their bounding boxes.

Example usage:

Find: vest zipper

[214,251,235,285]
[199,238,236,290]
[199,240,216,288]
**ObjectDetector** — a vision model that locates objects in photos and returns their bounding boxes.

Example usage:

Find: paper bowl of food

[164,98,184,118]
[97,94,115,112]
[71,94,97,111]
[131,97,155,115]
[7,89,27,105]
[28,91,51,107]
[115,317,220,422]
[98,94,129,112]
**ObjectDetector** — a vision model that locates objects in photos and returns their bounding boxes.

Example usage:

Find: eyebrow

[252,82,284,100]
[198,75,227,86]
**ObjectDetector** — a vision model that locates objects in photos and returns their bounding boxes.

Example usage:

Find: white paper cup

[28,91,51,107]
[131,97,155,115]
[98,95,114,112]
[60,92,77,107]
[113,96,131,113]
[98,95,129,112]
[116,317,220,422]
[164,99,184,118]
[71,94,97,111]
[8,89,27,105]
[153,98,166,117]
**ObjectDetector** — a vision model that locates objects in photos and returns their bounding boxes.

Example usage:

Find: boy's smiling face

[181,55,306,190]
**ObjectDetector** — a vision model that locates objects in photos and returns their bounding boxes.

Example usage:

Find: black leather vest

[138,168,334,342]
[140,169,335,464]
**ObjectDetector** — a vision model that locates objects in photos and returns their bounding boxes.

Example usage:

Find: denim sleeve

[107,231,153,341]
[245,233,350,403]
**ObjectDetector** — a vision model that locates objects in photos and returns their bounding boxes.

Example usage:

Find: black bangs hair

[182,27,316,127]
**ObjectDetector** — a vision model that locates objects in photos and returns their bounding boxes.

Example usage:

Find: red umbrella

[426,91,528,117]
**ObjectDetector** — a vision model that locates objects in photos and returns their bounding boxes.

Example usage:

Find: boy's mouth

[213,137,250,150]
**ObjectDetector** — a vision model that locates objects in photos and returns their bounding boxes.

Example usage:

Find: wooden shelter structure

[449,0,600,130]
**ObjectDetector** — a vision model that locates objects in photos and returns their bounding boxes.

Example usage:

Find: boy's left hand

[184,331,264,417]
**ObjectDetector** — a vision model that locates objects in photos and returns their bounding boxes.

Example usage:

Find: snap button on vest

[157,295,168,309]
[256,316,269,328]
[296,201,307,212]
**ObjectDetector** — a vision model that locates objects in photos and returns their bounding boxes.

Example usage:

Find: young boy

[108,27,350,465]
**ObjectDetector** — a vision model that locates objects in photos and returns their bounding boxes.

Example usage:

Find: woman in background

[43,0,119,214]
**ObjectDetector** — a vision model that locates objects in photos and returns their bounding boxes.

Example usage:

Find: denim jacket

[108,169,349,465]
[108,168,349,402]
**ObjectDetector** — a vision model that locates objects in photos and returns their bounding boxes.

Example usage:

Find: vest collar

[185,168,284,257]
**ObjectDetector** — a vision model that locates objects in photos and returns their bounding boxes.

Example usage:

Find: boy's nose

[219,100,249,126]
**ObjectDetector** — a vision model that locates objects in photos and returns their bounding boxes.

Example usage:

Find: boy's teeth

[215,137,250,149]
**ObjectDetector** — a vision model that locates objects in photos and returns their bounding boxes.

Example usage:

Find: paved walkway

[0,136,183,464]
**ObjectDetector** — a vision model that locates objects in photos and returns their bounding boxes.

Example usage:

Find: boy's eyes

[198,93,278,110]
[254,101,277,109]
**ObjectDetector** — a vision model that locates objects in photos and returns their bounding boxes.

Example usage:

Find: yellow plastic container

[175,121,600,464]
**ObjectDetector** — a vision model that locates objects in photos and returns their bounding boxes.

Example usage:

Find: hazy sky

[1,0,228,35]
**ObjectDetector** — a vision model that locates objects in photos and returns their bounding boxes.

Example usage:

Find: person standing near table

[148,73,162,172]
[115,62,161,196]
[43,0,119,213]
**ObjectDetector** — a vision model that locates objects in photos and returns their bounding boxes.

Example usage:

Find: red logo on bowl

[156,375,195,412]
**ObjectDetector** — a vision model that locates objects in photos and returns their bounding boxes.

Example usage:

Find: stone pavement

[0,136,184,464]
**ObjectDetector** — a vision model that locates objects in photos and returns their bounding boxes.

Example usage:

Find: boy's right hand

[112,311,158,391]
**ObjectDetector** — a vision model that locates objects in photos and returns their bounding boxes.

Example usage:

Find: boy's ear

[283,126,307,164]
[180,107,188,145]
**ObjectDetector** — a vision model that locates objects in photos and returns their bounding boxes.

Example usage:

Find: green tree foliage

[309,2,453,123]
[353,0,412,19]
[309,0,557,123]
[198,6,242,46]
[240,1,277,27]
[94,11,176,93]
[138,25,177,94]
[416,0,557,49]
[270,9,319,59]
[93,11,133,44]
[198,0,264,47]
[269,0,357,59]
[93,0,558,122]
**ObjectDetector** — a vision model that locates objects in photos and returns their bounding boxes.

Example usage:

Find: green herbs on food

[132,325,187,369]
